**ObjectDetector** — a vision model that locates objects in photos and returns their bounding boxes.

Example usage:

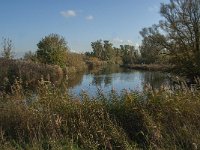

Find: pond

[67,65,172,97]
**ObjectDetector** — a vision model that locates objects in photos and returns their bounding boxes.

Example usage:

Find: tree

[120,45,139,64]
[91,40,104,60]
[36,34,68,67]
[91,40,115,61]
[159,0,200,74]
[103,40,115,61]
[139,26,166,64]
[24,51,37,62]
[1,37,14,59]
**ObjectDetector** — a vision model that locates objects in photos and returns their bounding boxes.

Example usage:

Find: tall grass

[0,79,131,149]
[1,78,200,149]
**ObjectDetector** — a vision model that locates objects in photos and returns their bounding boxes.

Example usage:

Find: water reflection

[68,66,171,97]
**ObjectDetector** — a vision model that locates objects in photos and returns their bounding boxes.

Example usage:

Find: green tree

[91,40,105,60]
[36,34,68,67]
[91,40,116,62]
[139,26,165,64]
[120,45,139,64]
[1,37,14,59]
[103,40,115,61]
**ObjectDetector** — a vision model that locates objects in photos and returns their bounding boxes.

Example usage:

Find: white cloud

[85,15,94,20]
[60,10,76,18]
[112,37,124,43]
[111,37,140,48]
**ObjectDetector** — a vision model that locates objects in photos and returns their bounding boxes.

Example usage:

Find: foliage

[36,34,68,67]
[1,37,14,59]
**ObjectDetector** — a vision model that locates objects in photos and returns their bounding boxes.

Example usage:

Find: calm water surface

[68,66,171,97]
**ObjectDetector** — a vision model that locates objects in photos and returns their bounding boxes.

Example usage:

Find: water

[68,66,171,97]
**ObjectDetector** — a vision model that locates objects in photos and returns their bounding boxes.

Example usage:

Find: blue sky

[0,0,169,57]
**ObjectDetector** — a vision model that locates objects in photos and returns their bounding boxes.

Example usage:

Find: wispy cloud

[85,15,94,20]
[60,10,76,18]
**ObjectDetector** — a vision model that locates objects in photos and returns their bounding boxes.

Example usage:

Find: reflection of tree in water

[142,71,169,89]
[89,65,125,76]
[92,76,104,86]
[104,75,112,86]
[90,65,122,87]
[91,75,112,87]
[67,72,84,88]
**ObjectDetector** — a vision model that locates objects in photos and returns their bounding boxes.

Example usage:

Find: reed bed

[1,78,200,149]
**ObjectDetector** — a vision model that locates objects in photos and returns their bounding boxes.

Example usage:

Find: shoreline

[120,64,174,72]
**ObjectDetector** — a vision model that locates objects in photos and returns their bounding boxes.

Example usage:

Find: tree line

[85,40,140,65]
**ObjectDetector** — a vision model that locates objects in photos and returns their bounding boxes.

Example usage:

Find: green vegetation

[1,79,200,149]
[86,40,139,65]
[36,34,69,67]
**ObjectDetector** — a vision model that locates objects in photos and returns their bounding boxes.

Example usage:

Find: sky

[0,0,169,57]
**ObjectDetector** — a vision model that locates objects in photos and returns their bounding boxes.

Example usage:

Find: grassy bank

[1,78,200,149]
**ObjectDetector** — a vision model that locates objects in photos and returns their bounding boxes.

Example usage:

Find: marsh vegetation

[1,0,200,149]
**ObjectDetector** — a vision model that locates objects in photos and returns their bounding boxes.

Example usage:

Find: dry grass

[0,58,63,91]
[0,79,132,149]
[1,78,200,149]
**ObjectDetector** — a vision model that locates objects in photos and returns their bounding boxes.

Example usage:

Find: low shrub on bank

[1,78,200,149]
[0,58,63,91]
